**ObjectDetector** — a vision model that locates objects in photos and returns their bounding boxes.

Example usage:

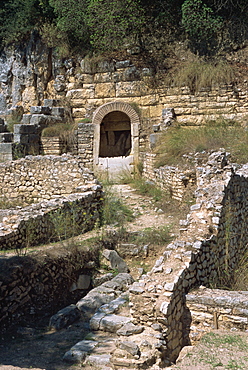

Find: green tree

[48,0,89,49]
[0,0,54,46]
[182,0,223,55]
[87,0,146,51]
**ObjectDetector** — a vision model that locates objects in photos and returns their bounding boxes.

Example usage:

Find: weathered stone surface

[63,340,98,363]
[99,297,127,314]
[116,322,144,336]
[102,249,129,273]
[118,341,140,356]
[99,314,132,332]
[86,354,111,367]
[49,304,81,331]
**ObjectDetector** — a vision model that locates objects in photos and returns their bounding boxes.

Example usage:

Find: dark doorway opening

[99,111,131,157]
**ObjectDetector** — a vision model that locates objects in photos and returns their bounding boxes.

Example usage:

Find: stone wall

[186,288,248,333]
[129,152,248,364]
[142,152,196,200]
[0,154,95,203]
[0,41,248,153]
[77,122,94,168]
[0,247,100,333]
[0,154,103,250]
[0,188,103,250]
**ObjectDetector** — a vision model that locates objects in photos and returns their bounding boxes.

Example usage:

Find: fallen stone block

[102,249,129,273]
[85,354,111,367]
[49,304,81,330]
[63,340,98,363]
[99,314,132,333]
[118,340,140,357]
[116,322,144,336]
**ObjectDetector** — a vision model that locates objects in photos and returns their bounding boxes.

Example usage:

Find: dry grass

[155,118,248,167]
[168,59,234,94]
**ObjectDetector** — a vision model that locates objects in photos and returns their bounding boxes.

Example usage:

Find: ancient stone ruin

[0,41,248,368]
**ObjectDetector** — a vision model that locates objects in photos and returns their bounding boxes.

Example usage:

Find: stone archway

[92,101,140,175]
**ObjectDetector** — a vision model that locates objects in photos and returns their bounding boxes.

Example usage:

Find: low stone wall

[0,154,95,203]
[0,186,103,250]
[130,152,248,364]
[187,288,248,332]
[142,152,196,200]
[0,247,100,333]
[77,122,94,169]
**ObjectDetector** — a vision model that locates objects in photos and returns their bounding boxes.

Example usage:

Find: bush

[182,0,223,55]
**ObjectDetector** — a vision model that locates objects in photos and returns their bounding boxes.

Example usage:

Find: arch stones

[92,101,140,175]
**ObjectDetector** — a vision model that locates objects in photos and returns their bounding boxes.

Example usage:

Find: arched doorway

[99,111,131,157]
[92,101,140,176]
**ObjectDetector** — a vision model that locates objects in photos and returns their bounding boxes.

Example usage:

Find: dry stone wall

[0,188,102,250]
[0,154,103,250]
[142,152,196,200]
[0,154,95,203]
[0,248,99,333]
[129,152,248,364]
[186,288,248,333]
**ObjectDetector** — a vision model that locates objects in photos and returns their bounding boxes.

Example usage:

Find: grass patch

[131,225,172,246]
[201,332,248,351]
[155,118,248,166]
[41,123,75,137]
[169,59,234,94]
[100,183,134,226]
[118,171,163,203]
[229,250,248,290]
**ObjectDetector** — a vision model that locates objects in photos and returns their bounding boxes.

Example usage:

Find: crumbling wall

[142,152,196,200]
[0,248,99,333]
[0,154,103,250]
[130,152,248,364]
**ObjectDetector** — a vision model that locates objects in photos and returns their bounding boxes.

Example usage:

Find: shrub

[182,0,223,55]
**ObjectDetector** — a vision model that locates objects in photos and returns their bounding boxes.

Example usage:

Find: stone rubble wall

[0,154,103,250]
[0,154,95,203]
[0,187,103,250]
[129,152,248,364]
[141,152,196,200]
[77,122,94,169]
[0,248,99,333]
[186,288,248,332]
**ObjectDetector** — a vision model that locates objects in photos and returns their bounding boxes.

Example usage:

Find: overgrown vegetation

[170,59,234,93]
[230,250,248,291]
[100,182,134,227]
[0,1,248,58]
[155,118,248,166]
[41,123,73,137]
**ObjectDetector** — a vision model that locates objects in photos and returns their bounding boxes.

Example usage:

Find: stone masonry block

[14,134,29,144]
[30,106,51,115]
[14,124,38,134]
[0,122,7,133]
[0,142,12,154]
[43,99,61,107]
[51,107,65,117]
[21,114,32,124]
[0,133,13,143]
